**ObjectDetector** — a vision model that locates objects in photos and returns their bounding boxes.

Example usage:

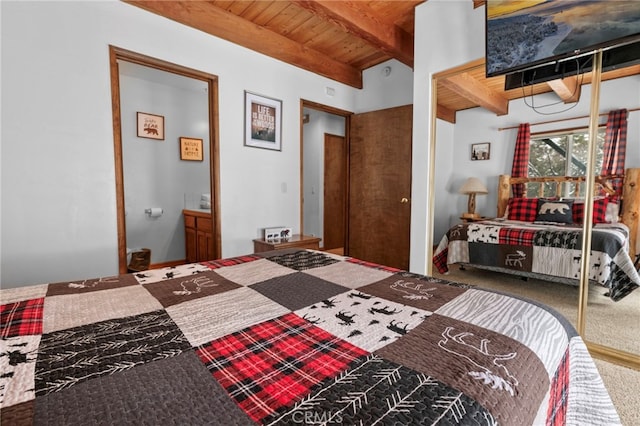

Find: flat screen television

[486,0,640,78]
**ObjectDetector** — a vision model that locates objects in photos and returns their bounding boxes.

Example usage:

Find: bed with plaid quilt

[1,249,619,425]
[433,219,640,301]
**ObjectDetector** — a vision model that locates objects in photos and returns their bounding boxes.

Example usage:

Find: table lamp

[459,177,488,219]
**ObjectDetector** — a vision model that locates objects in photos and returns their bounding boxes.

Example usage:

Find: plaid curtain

[601,109,628,193]
[511,123,530,198]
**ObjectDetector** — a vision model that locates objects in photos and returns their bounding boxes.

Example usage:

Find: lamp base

[462,213,480,219]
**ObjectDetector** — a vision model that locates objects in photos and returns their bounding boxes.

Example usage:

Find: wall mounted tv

[486,0,640,78]
[504,40,640,90]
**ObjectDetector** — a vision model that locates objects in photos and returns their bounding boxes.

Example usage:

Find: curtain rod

[498,106,640,131]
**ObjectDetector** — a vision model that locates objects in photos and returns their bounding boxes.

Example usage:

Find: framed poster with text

[180,137,203,161]
[244,91,282,151]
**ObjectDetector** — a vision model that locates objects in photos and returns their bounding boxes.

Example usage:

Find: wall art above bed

[471,142,490,160]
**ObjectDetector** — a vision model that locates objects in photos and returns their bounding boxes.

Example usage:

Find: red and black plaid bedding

[1,249,619,425]
[433,219,640,301]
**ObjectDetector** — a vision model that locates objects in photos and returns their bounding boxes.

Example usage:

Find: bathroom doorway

[109,46,221,273]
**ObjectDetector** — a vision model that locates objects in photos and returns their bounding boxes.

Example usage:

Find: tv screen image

[486,0,640,77]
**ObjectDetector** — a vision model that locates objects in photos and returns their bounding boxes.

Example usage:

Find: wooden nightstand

[460,216,489,223]
[253,234,321,253]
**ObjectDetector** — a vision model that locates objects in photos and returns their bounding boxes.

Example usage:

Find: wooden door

[348,104,412,269]
[323,134,346,250]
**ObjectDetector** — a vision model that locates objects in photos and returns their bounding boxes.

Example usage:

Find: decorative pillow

[507,198,538,222]
[605,196,620,223]
[571,197,610,224]
[536,199,574,223]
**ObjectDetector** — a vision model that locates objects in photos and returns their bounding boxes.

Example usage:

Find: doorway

[300,100,351,252]
[109,46,221,274]
[300,101,413,267]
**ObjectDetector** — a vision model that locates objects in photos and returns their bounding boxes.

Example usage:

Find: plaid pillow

[571,197,609,224]
[507,198,538,222]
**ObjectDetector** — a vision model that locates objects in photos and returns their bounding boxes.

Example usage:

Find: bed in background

[0,249,620,425]
[433,169,640,301]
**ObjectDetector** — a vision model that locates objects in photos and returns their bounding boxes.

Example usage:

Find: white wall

[0,1,411,287]
[410,0,485,274]
[355,59,414,113]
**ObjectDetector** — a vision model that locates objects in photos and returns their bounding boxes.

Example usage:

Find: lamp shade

[459,177,488,194]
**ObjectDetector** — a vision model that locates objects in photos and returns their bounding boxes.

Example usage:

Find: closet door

[348,104,412,270]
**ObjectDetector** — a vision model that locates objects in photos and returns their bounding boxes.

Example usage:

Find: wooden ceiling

[125,0,423,89]
[125,0,639,123]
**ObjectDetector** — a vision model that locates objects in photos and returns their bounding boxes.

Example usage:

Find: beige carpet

[593,359,640,426]
[432,266,640,426]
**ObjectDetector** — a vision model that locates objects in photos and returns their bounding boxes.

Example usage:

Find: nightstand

[253,234,321,253]
[460,216,488,223]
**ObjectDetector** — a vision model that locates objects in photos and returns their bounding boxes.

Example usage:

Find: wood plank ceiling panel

[212,1,251,16]
[249,2,291,26]
[238,1,279,22]
[262,4,314,36]
[126,0,364,87]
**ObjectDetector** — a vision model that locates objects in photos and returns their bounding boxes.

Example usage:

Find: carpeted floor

[593,359,640,426]
[432,266,640,426]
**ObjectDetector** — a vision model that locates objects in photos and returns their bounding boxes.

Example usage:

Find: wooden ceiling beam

[547,76,582,103]
[290,0,414,68]
[124,0,363,88]
[436,104,456,123]
[440,72,509,116]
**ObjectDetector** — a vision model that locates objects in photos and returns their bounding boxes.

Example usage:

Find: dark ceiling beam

[436,104,456,123]
[124,0,363,88]
[290,0,414,68]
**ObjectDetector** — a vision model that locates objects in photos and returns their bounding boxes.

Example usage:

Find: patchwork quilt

[1,249,619,425]
[433,219,640,301]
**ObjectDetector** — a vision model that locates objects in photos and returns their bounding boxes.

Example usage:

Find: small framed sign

[137,112,164,140]
[180,137,204,161]
[471,142,490,161]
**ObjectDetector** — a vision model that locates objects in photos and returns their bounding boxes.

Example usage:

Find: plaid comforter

[433,219,640,301]
[1,249,619,425]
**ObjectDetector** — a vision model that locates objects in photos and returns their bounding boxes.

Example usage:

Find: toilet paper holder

[145,208,163,217]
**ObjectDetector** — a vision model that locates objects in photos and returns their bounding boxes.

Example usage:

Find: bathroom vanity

[183,209,214,263]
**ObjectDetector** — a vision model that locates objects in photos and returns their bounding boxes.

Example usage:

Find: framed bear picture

[137,112,165,140]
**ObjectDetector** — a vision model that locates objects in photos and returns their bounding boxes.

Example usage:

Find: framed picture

[471,142,490,161]
[137,112,164,140]
[179,137,204,161]
[244,91,282,151]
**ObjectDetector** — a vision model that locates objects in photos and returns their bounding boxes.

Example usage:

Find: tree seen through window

[527,128,605,197]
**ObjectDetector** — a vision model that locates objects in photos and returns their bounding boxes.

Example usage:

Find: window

[527,127,605,197]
